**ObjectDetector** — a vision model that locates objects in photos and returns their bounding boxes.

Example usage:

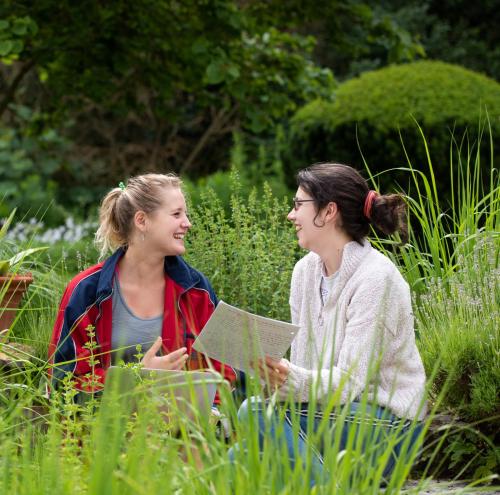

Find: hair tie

[363,190,379,220]
[118,181,126,191]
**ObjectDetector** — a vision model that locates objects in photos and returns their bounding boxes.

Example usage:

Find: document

[192,301,299,373]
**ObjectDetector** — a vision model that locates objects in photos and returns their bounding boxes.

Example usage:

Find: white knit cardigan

[281,239,427,420]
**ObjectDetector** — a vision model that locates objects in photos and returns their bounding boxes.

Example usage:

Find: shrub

[416,234,499,424]
[185,169,299,322]
[183,131,291,214]
[287,61,500,198]
[369,135,500,480]
[414,234,500,480]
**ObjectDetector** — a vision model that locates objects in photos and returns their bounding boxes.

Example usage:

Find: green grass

[364,124,500,480]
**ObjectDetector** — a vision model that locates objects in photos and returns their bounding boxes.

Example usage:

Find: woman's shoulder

[293,251,321,275]
[66,261,106,288]
[359,246,408,288]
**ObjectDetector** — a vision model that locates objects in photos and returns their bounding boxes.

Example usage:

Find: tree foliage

[287,61,500,194]
[1,1,500,218]
[370,0,500,82]
[0,1,334,180]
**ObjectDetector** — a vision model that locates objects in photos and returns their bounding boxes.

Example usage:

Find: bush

[185,169,299,322]
[416,234,500,424]
[287,61,500,198]
[183,131,291,214]
[415,234,500,480]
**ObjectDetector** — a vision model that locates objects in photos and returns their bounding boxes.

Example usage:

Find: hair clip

[118,181,126,191]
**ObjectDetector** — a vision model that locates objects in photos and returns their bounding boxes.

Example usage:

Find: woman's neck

[119,246,165,284]
[317,231,353,277]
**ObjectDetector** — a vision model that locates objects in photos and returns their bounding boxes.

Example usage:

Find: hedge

[287,61,500,196]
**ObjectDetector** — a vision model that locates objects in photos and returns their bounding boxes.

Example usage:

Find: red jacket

[48,248,236,399]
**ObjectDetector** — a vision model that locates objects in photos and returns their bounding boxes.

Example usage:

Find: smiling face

[144,186,192,256]
[287,187,325,252]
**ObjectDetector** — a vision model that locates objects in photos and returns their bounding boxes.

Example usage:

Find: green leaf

[205,61,226,85]
[8,247,48,269]
[227,64,240,80]
[0,20,9,31]
[10,40,24,54]
[0,40,14,56]
[0,208,16,242]
[12,20,28,36]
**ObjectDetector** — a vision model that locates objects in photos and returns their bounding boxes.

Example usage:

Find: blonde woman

[48,173,235,400]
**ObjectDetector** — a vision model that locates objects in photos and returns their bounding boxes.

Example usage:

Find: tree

[0,1,334,184]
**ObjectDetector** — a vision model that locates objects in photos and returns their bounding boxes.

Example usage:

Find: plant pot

[0,273,33,331]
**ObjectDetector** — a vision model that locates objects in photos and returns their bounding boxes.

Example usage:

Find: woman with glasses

[232,163,426,486]
[48,173,235,400]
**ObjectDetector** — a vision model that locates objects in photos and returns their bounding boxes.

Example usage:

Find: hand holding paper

[192,301,298,373]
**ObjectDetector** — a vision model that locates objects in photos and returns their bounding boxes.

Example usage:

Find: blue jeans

[229,397,424,488]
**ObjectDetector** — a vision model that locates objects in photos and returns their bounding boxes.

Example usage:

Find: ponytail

[369,193,408,243]
[94,173,182,258]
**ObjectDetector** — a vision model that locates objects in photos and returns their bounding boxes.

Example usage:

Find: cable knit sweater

[281,239,427,421]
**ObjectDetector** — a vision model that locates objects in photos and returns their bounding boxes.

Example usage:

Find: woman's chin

[297,238,308,250]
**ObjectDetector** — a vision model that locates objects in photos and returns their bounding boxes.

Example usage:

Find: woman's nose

[287,208,295,221]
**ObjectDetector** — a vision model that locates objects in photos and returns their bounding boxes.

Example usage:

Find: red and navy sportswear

[48,248,236,400]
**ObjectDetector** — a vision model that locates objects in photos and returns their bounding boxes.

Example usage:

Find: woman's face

[144,187,192,256]
[287,187,325,252]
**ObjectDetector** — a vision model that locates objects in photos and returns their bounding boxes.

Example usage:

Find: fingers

[141,340,188,370]
[255,358,287,387]
[263,356,288,375]
[165,347,188,361]
[166,350,189,370]
[159,347,188,370]
[143,336,163,359]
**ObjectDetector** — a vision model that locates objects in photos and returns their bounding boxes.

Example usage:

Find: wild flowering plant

[5,216,98,245]
[0,208,48,275]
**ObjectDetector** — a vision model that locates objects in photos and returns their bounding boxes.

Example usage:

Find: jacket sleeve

[191,277,237,395]
[48,280,106,395]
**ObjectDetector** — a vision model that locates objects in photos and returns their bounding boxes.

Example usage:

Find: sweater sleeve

[289,261,302,326]
[280,271,405,403]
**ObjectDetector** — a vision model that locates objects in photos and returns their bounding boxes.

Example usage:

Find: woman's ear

[133,210,147,232]
[324,202,339,223]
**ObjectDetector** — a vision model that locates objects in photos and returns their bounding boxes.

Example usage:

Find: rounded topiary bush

[287,61,500,196]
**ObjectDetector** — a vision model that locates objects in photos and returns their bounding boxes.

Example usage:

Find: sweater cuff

[278,359,311,402]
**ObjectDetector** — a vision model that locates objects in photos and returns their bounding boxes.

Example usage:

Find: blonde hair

[95,173,182,258]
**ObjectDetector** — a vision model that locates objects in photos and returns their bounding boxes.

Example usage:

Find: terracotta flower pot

[0,273,33,331]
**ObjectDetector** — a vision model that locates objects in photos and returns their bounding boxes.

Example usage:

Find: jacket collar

[96,247,200,299]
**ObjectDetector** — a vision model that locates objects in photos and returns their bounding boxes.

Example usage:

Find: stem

[0,59,36,118]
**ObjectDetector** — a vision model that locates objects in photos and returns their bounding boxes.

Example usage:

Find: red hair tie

[363,190,379,220]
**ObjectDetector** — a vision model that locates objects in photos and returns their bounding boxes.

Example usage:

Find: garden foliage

[185,168,299,322]
[287,61,500,197]
[2,141,499,484]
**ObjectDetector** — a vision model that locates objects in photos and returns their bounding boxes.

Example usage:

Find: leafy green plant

[183,130,291,214]
[0,104,71,224]
[287,61,500,198]
[366,128,500,481]
[0,208,47,275]
[1,138,499,489]
[185,167,299,322]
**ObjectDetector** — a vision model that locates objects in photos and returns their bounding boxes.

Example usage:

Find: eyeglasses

[292,197,315,211]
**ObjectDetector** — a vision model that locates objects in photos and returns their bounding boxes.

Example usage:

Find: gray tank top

[111,276,163,364]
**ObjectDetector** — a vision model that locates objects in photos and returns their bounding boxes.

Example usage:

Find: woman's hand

[256,356,290,388]
[140,337,188,370]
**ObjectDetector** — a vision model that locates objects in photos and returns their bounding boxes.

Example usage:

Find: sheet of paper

[192,301,299,373]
